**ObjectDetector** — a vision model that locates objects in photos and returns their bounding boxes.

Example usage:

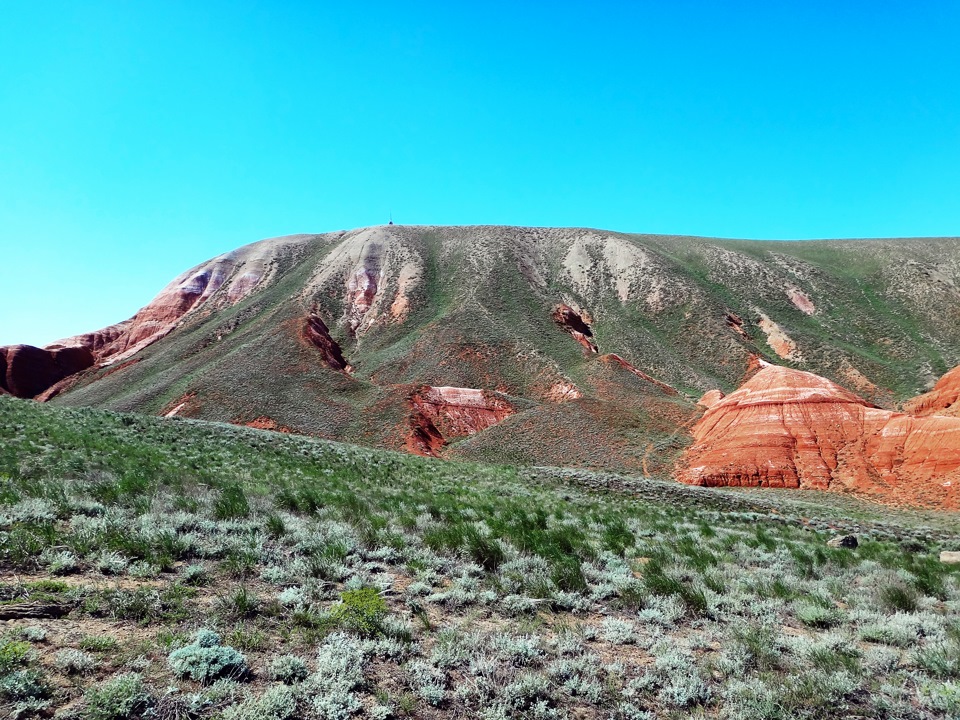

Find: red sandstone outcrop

[677,361,960,509]
[0,344,95,399]
[303,314,350,371]
[725,311,749,339]
[786,287,815,315]
[406,386,514,456]
[697,389,725,408]
[903,366,960,417]
[552,304,598,354]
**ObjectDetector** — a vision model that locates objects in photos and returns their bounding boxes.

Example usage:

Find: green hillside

[1,396,959,718]
[40,227,960,474]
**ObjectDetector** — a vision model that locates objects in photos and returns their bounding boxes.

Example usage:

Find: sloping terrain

[1,396,959,719]
[6,225,960,481]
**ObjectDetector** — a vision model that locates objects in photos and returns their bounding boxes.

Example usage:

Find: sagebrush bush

[167,630,247,683]
[55,649,98,675]
[269,655,309,684]
[83,673,152,720]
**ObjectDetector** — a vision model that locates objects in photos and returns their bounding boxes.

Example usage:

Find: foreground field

[1,396,959,719]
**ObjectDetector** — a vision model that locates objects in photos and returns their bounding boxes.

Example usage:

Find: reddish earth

[346,267,379,337]
[677,361,960,509]
[240,416,294,433]
[725,311,750,338]
[697,389,725,408]
[406,386,514,456]
[552,304,598,354]
[786,287,816,315]
[161,392,198,418]
[0,344,95,399]
[303,313,351,371]
[53,267,224,368]
[0,254,269,399]
[600,354,678,396]
[903,366,960,417]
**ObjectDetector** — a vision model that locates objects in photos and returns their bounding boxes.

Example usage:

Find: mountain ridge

[4,224,960,502]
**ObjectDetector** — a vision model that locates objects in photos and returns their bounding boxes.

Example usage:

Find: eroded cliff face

[303,314,350,371]
[406,386,514,456]
[552,304,598,354]
[677,361,960,509]
[903,366,960,417]
[0,345,95,399]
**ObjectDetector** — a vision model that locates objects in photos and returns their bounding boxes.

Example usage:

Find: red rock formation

[697,389,725,408]
[677,361,960,509]
[903,366,960,417]
[600,354,678,396]
[406,386,514,456]
[786,287,815,315]
[303,314,350,371]
[725,311,749,338]
[552,304,598,354]
[0,344,95,399]
[241,416,293,433]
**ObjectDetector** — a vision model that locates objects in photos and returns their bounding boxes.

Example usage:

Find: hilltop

[3,226,960,480]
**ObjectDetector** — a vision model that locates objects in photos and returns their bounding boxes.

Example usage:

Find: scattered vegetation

[0,396,958,718]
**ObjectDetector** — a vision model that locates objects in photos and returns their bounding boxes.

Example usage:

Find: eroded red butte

[676,361,960,509]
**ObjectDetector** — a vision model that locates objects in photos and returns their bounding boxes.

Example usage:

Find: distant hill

[6,225,960,484]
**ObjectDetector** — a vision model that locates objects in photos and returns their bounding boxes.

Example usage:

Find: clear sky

[2,1,959,346]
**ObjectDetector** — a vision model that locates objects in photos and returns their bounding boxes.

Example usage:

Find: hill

[6,226,960,480]
[0,396,959,718]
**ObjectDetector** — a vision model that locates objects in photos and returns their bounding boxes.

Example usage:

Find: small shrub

[43,549,79,575]
[18,626,46,642]
[332,587,387,636]
[307,633,366,718]
[0,669,49,703]
[270,655,309,684]
[0,638,32,673]
[796,601,842,629]
[214,485,250,520]
[599,618,636,645]
[80,635,119,653]
[83,673,152,720]
[127,560,160,578]
[94,550,129,575]
[223,685,297,720]
[167,629,247,683]
[55,649,98,675]
[182,563,209,586]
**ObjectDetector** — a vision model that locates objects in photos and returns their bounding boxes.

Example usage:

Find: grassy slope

[1,396,959,719]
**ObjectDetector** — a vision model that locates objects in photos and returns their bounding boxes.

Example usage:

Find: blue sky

[2,1,959,346]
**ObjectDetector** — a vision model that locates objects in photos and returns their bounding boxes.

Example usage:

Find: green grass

[1,395,959,719]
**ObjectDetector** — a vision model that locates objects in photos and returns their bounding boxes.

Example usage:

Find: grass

[0,395,958,719]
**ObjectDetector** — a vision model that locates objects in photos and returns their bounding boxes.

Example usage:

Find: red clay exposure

[406,385,515,456]
[552,304,599,354]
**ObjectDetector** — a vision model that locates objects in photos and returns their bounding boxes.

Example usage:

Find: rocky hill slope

[5,225,960,490]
